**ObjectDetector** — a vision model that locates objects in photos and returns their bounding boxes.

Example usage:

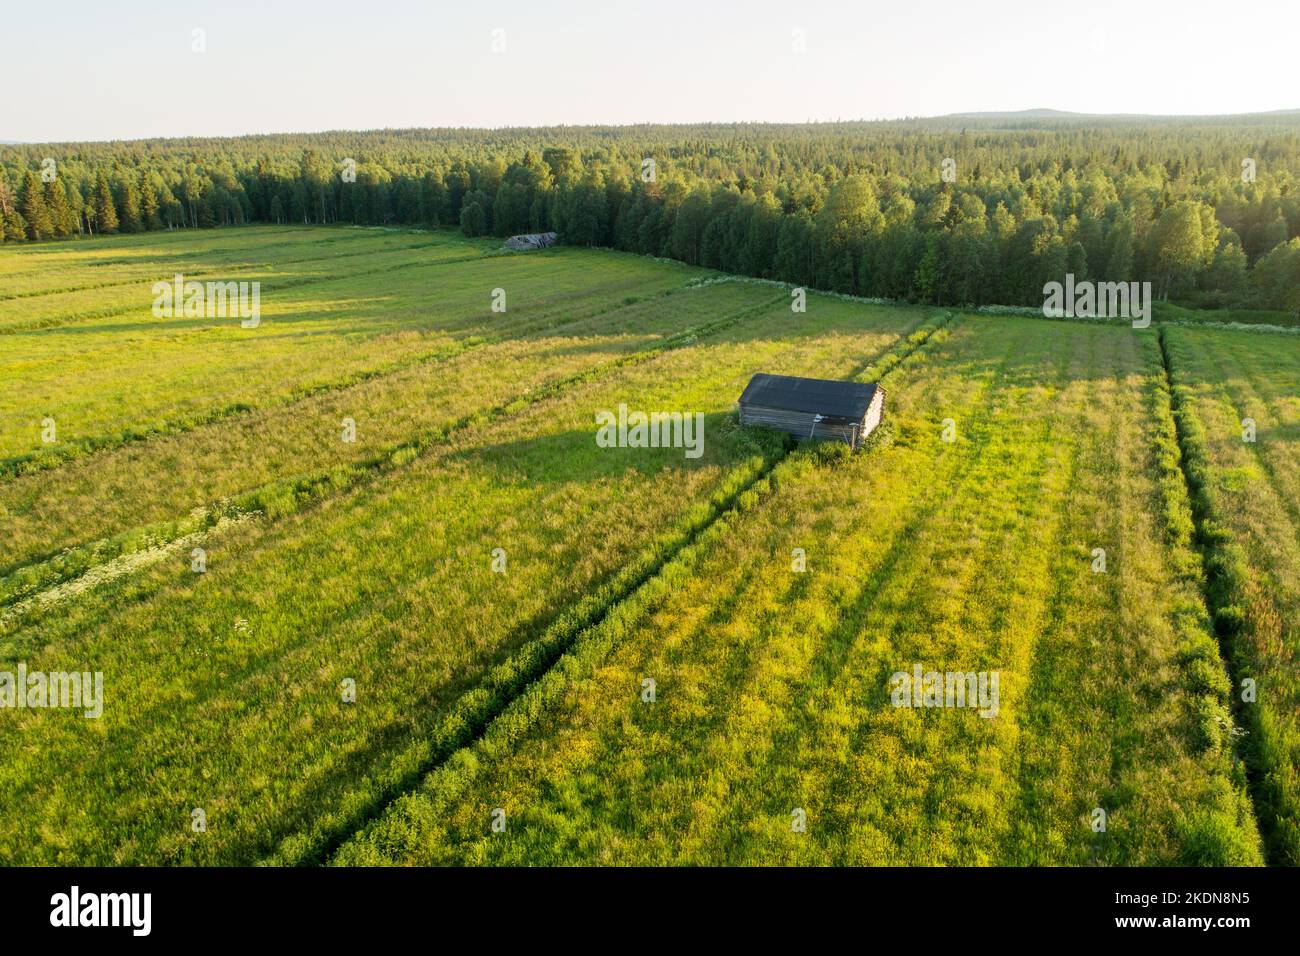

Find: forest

[2,115,1299,312]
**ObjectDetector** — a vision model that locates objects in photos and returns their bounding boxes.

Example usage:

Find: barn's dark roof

[739,373,880,420]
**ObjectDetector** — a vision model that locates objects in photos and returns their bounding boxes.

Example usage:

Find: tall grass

[0,229,1279,867]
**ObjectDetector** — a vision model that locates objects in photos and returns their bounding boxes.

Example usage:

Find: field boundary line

[1160,318,1300,336]
[695,273,1299,334]
[1158,325,1297,866]
[316,311,959,866]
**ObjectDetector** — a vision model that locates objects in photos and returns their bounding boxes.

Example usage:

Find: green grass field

[0,226,1293,866]
[1161,325,1300,864]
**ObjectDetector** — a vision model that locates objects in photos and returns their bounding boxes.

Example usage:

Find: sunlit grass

[0,281,771,577]
[0,251,921,863]
[0,227,1279,867]
[1163,325,1299,864]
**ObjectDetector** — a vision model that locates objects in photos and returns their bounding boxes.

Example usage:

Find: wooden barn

[738,373,885,449]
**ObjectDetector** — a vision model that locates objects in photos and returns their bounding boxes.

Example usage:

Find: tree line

[3,118,1298,313]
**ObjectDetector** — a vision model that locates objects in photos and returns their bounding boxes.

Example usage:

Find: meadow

[0,225,1293,867]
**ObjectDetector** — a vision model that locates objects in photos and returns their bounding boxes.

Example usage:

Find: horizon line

[6,106,1300,149]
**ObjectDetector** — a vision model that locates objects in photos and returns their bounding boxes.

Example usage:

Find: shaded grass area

[0,227,431,299]
[0,233,485,334]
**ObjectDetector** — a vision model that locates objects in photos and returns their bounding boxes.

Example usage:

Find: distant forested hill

[2,115,1298,311]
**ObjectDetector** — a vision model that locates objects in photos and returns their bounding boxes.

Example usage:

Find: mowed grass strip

[0,280,771,583]
[0,292,925,865]
[0,225,312,279]
[0,227,439,299]
[0,224,346,277]
[334,316,1259,866]
[0,230,483,333]
[0,239,710,466]
[1162,324,1300,864]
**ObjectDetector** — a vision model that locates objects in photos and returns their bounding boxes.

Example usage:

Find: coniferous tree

[93,172,119,233]
[43,178,73,237]
[19,171,54,239]
[61,180,84,235]
[140,173,162,230]
[4,208,27,241]
[0,178,27,241]
[118,173,142,232]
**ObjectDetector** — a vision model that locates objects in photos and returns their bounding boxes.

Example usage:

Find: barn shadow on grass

[447,411,783,486]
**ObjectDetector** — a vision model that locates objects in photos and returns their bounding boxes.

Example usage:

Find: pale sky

[4,0,1298,143]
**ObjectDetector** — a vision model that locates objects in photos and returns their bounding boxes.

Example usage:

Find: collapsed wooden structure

[504,232,558,250]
